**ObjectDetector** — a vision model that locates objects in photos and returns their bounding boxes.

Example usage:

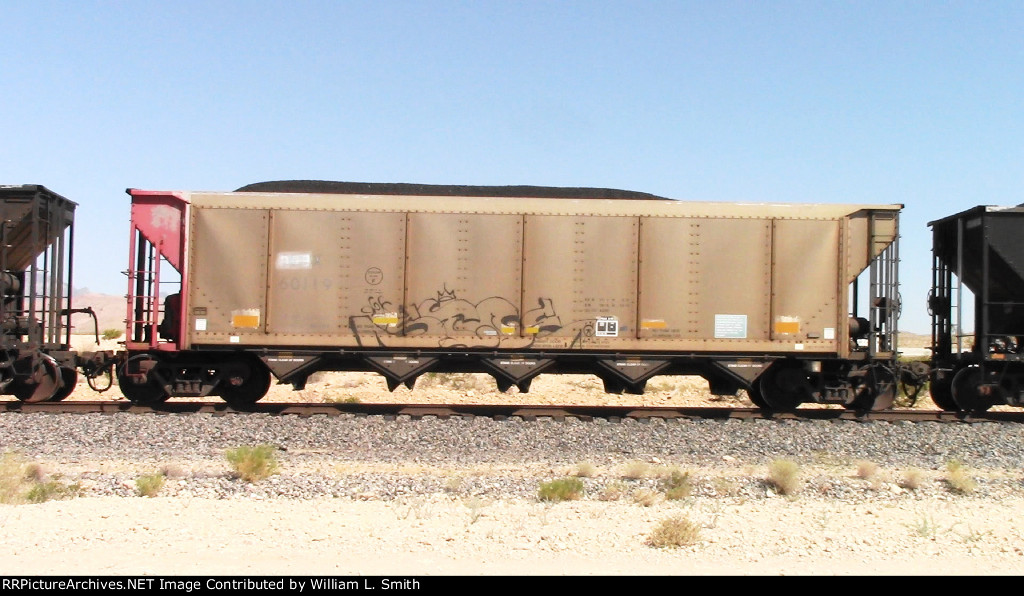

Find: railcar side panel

[264,210,408,338]
[522,215,638,349]
[266,209,346,335]
[404,213,523,346]
[770,219,841,349]
[188,208,269,341]
[178,197,886,356]
[638,217,772,342]
[338,212,407,345]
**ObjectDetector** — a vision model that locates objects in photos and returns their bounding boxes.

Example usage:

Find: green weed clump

[538,477,584,502]
[225,445,280,482]
[647,515,702,548]
[136,473,166,497]
[26,481,80,503]
[767,459,801,496]
[102,328,124,340]
[907,513,940,538]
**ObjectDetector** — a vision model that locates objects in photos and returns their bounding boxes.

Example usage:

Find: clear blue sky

[3,0,1022,333]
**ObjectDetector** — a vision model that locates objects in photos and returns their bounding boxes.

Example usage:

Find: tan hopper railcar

[120,181,902,411]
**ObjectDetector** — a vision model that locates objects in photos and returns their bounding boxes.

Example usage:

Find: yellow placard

[774,321,800,335]
[232,314,260,329]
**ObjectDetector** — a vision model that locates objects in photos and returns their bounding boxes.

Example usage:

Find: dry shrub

[463,497,489,524]
[767,459,801,496]
[599,481,629,501]
[647,515,702,548]
[621,460,650,480]
[160,463,187,479]
[632,488,661,507]
[945,460,976,495]
[575,462,597,478]
[444,475,465,495]
[856,460,879,480]
[711,476,740,497]
[901,468,924,491]
[660,469,693,500]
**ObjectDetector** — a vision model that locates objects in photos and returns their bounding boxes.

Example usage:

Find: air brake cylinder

[848,316,871,339]
[0,272,20,295]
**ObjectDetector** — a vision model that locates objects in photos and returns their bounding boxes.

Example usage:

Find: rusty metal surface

[0,185,77,271]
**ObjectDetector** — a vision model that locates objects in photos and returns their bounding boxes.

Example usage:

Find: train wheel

[928,370,958,411]
[757,362,806,412]
[220,356,271,409]
[117,355,170,406]
[12,356,62,403]
[745,381,770,409]
[951,366,995,413]
[48,367,80,402]
[849,365,897,411]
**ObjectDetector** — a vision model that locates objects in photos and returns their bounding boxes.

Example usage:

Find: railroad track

[2,400,1020,423]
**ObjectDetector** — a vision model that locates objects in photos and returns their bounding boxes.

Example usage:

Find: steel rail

[1,400,1017,423]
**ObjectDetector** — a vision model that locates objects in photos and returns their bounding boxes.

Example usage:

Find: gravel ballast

[1,410,1024,575]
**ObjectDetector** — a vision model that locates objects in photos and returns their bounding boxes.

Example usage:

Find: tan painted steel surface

[405,213,523,346]
[183,191,900,357]
[770,219,840,347]
[523,215,638,348]
[639,217,772,342]
[189,208,268,341]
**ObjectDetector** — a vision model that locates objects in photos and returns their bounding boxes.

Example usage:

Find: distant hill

[898,332,931,349]
[68,293,125,336]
